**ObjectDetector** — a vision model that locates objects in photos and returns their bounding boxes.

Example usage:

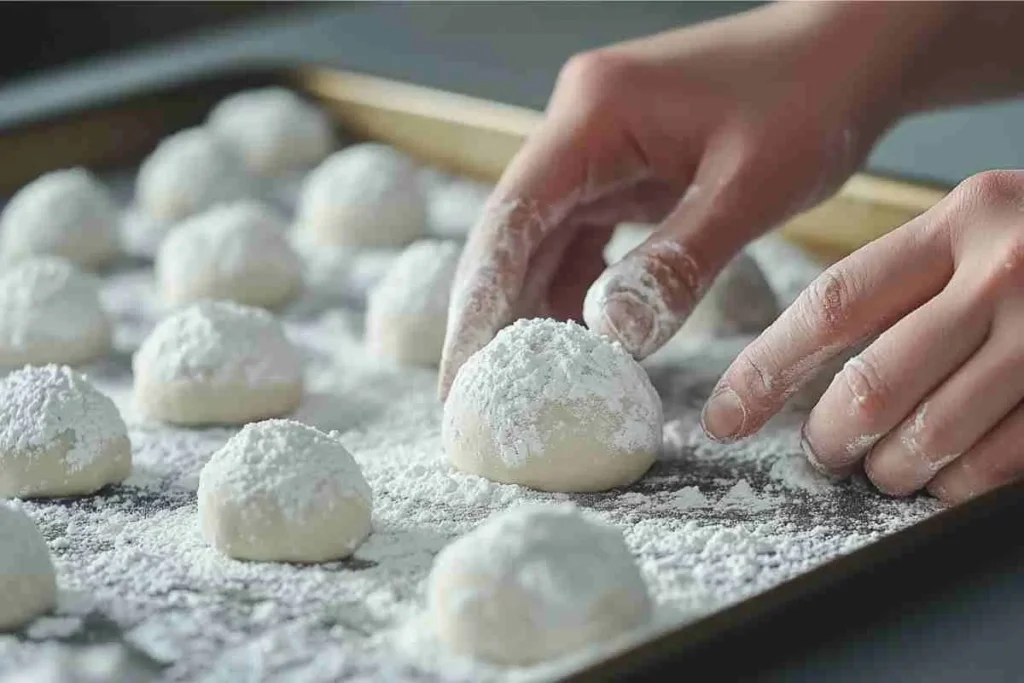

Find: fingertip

[700,386,747,443]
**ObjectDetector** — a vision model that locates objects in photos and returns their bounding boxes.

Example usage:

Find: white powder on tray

[0,196,944,682]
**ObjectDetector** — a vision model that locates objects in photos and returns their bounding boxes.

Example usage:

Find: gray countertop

[1,3,1021,680]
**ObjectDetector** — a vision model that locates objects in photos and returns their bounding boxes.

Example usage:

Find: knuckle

[556,49,636,109]
[728,341,775,407]
[975,236,1024,296]
[954,170,1024,213]
[637,239,705,315]
[839,355,890,424]
[792,266,857,340]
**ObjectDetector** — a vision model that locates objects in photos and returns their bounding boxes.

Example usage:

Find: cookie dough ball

[296,143,426,248]
[133,301,303,426]
[443,318,662,492]
[198,419,372,562]
[0,365,130,498]
[0,257,112,369]
[427,177,492,238]
[156,201,302,310]
[678,251,781,339]
[207,88,334,176]
[0,503,57,631]
[428,503,652,665]
[366,240,460,365]
[0,169,120,269]
[135,127,251,223]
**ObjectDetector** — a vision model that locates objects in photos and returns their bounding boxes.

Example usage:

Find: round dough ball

[0,168,120,269]
[366,239,460,365]
[0,257,112,369]
[296,143,426,248]
[198,419,372,562]
[0,365,130,498]
[426,177,492,238]
[428,503,652,665]
[443,318,662,492]
[678,251,780,339]
[133,300,304,426]
[207,88,334,175]
[156,201,302,310]
[135,127,251,223]
[0,502,57,631]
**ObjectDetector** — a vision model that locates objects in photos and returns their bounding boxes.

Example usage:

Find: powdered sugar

[133,300,302,387]
[199,419,371,523]
[0,365,127,473]
[369,240,461,317]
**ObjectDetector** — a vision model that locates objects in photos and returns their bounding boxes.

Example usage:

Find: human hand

[439,2,943,397]
[703,170,1024,505]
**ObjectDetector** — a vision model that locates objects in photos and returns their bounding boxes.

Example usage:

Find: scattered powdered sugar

[198,419,371,523]
[0,365,127,473]
[132,300,302,387]
[769,453,833,495]
[0,500,55,577]
[716,479,777,512]
[445,318,662,466]
[368,240,461,317]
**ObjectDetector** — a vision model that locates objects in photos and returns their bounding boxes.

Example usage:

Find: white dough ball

[0,365,130,498]
[428,503,652,665]
[207,88,334,175]
[198,419,372,562]
[0,257,111,369]
[678,251,780,339]
[426,177,493,238]
[133,301,304,426]
[156,201,302,309]
[135,127,251,223]
[0,169,120,269]
[443,318,662,492]
[0,502,57,631]
[366,240,460,365]
[296,143,426,248]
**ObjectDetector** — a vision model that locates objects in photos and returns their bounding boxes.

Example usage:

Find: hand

[703,170,1024,505]
[439,2,943,397]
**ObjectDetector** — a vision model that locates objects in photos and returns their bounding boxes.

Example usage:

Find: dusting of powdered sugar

[132,300,302,387]
[198,419,371,524]
[444,318,662,466]
[0,365,127,473]
[368,240,461,317]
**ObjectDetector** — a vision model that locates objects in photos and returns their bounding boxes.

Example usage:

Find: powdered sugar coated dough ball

[156,201,302,309]
[443,319,662,492]
[0,168,120,269]
[366,239,460,365]
[133,301,303,426]
[0,365,130,498]
[135,127,251,223]
[0,502,57,631]
[207,88,334,175]
[678,251,780,340]
[428,503,651,665]
[198,419,371,562]
[297,143,426,248]
[0,257,111,369]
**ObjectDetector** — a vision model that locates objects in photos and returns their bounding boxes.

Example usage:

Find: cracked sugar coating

[366,239,460,366]
[133,301,303,426]
[0,257,111,369]
[0,502,57,631]
[156,201,303,310]
[0,365,130,498]
[135,127,252,223]
[198,419,372,562]
[296,143,426,248]
[428,503,652,665]
[207,88,335,175]
[0,168,120,269]
[443,318,663,492]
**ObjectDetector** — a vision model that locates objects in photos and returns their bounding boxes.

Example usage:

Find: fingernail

[800,427,848,482]
[599,295,655,357]
[864,446,923,496]
[701,387,746,442]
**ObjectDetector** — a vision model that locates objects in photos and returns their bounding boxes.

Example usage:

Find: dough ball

[0,168,120,269]
[366,239,460,365]
[133,301,304,426]
[156,201,302,310]
[678,251,781,339]
[0,257,112,369]
[0,365,130,498]
[428,503,652,665]
[443,318,662,492]
[296,143,426,248]
[207,88,334,176]
[198,419,372,562]
[135,127,251,224]
[0,502,57,631]
[426,177,492,238]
